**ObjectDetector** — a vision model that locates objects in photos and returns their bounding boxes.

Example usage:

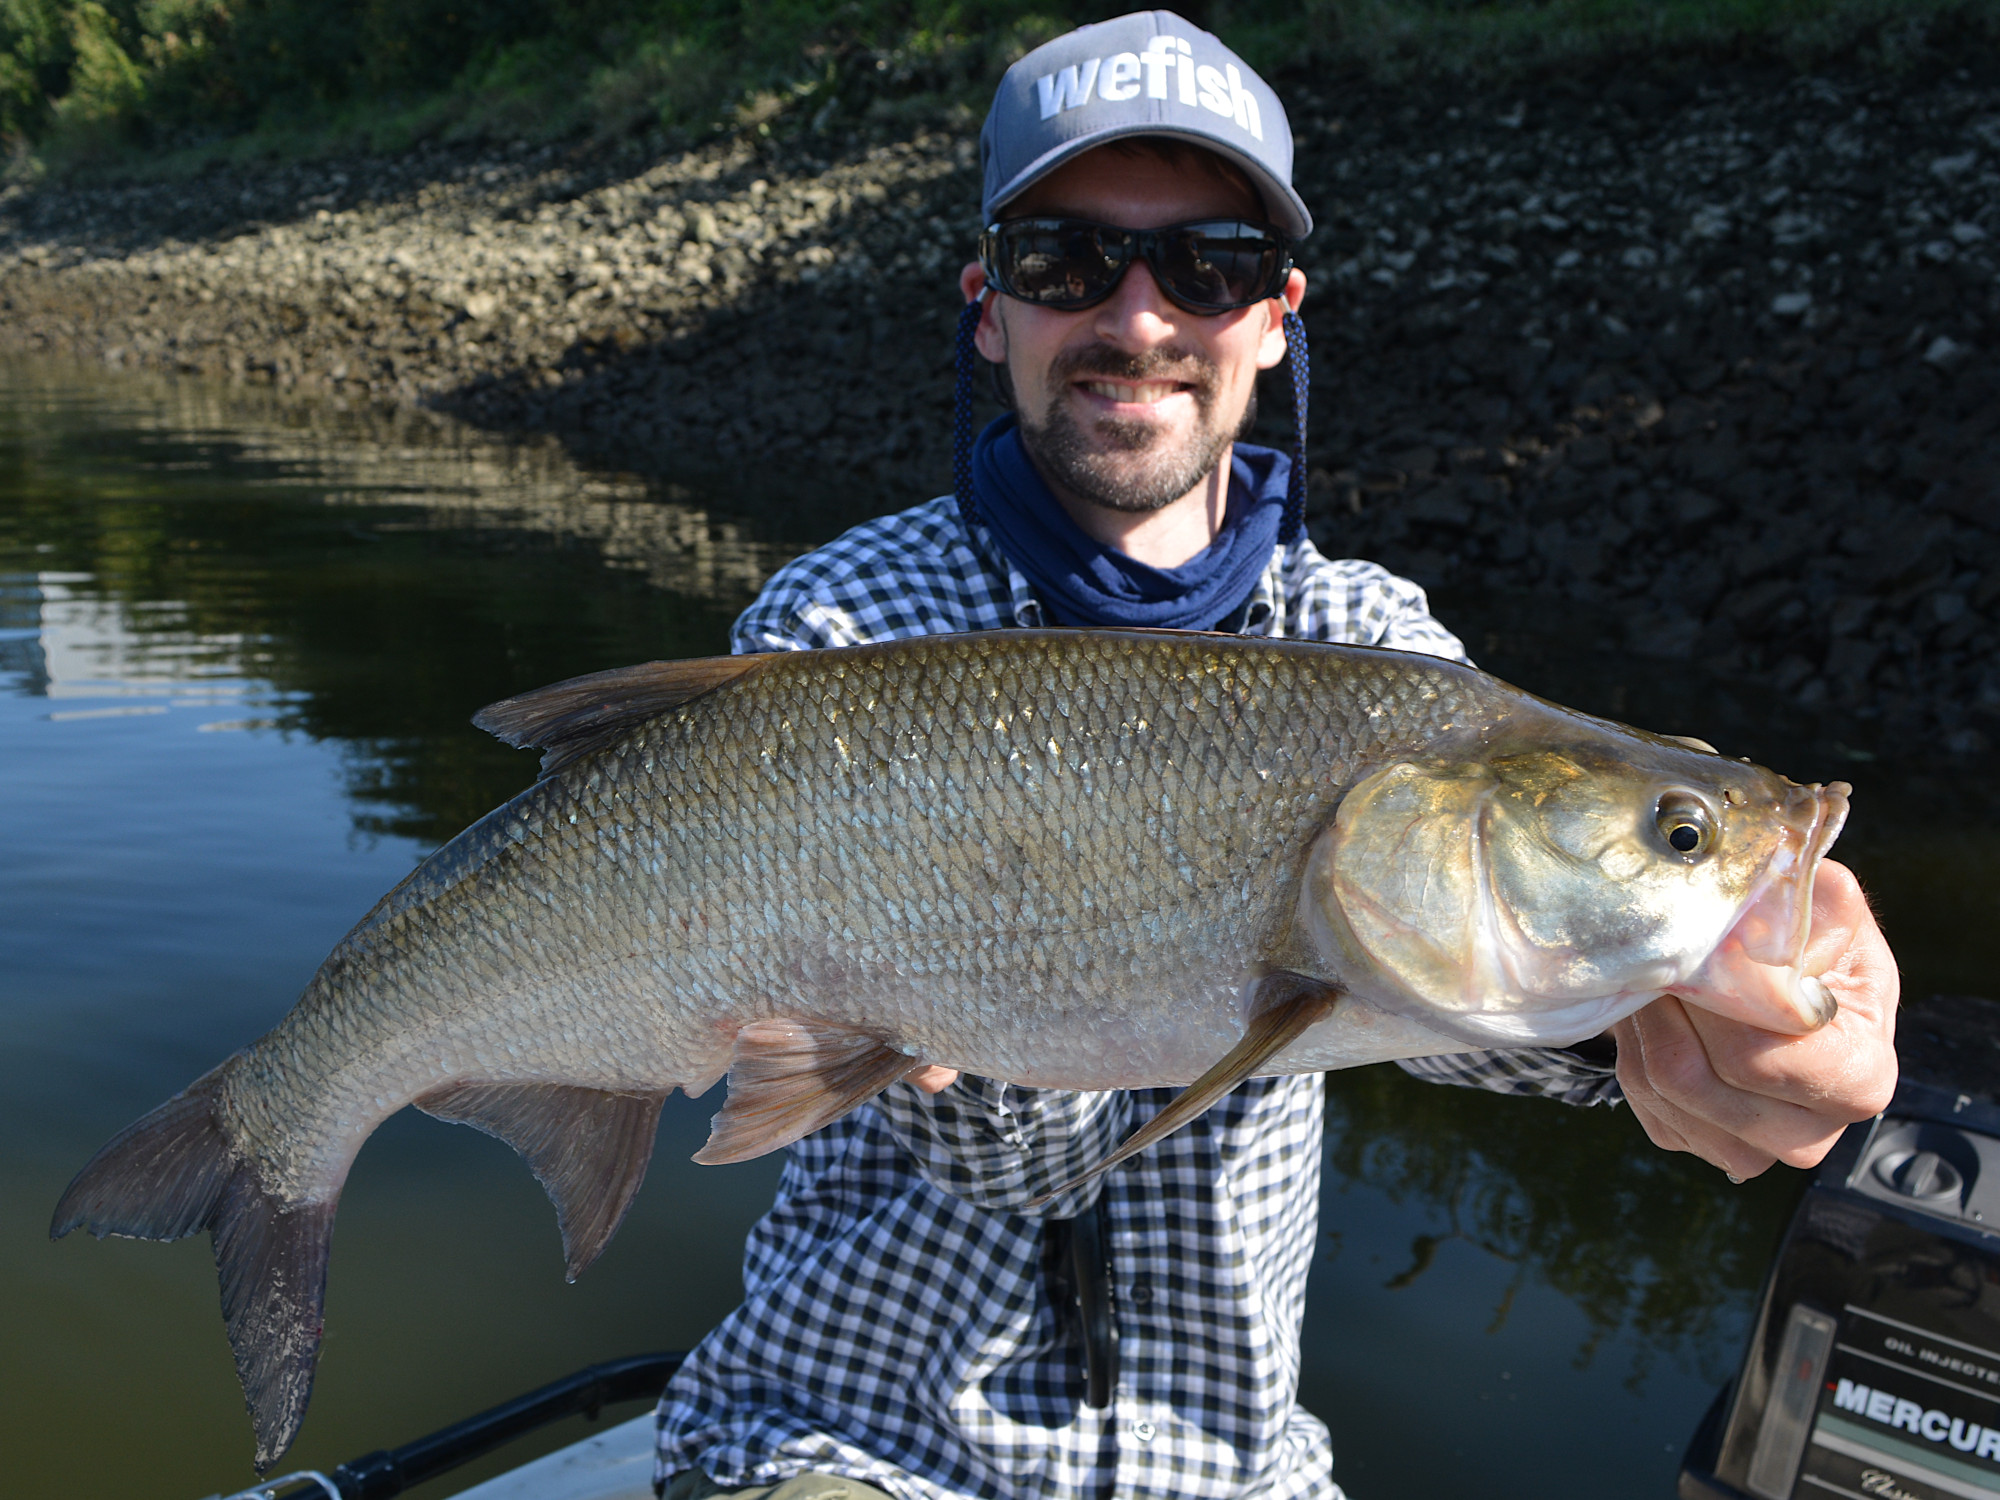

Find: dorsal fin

[473,654,774,776]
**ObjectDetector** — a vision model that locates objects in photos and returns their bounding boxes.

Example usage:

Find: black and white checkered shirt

[655,496,1621,1500]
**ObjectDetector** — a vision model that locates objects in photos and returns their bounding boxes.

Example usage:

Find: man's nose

[1090,259,1183,348]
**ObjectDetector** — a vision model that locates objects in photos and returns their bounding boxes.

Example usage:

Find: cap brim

[986,122,1313,239]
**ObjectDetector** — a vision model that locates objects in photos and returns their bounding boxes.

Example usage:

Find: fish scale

[52,628,1847,1470]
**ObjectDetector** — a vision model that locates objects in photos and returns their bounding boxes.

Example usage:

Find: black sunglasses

[978,217,1295,315]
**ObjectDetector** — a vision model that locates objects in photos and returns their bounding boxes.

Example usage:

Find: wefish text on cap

[981,10,1312,238]
[1034,39,1263,138]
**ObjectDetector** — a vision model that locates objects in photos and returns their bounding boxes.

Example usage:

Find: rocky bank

[1,53,1998,751]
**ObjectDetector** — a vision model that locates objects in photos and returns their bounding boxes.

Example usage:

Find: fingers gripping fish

[50,630,1848,1468]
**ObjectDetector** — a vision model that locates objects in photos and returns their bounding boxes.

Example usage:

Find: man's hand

[908,1066,959,1095]
[1613,858,1899,1180]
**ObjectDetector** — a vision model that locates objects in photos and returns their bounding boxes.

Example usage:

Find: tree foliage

[2,0,1994,160]
[0,0,1065,151]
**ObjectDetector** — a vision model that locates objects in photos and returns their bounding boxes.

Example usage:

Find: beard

[1016,344,1243,515]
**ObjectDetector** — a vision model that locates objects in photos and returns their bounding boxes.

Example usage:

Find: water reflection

[8,569,274,717]
[1321,1065,1792,1379]
[1,356,1992,1500]
[1302,1064,1799,1497]
[0,359,795,841]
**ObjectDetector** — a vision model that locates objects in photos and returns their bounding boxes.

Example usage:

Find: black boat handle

[238,1350,685,1500]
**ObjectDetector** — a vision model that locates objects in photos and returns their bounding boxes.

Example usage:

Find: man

[656,13,1899,1499]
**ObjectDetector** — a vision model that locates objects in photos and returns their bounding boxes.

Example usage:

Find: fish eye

[1655,794,1714,859]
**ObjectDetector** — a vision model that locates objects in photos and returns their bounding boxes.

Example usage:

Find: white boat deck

[447,1413,658,1500]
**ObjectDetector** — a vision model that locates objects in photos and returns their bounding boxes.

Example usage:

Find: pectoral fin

[415,1081,666,1281]
[1027,977,1341,1209]
[694,1019,927,1165]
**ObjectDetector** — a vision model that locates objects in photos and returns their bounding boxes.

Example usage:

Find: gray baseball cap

[980,10,1311,238]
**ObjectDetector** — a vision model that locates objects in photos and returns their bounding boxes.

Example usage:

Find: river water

[1,357,1993,1500]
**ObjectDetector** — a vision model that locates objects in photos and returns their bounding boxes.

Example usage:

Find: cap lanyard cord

[954,294,1313,547]
[953,291,989,529]
[1281,309,1309,544]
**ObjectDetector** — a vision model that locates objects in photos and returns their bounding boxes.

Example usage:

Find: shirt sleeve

[1376,586,1470,663]
[1280,543,1471,663]
[1395,1047,1623,1107]
[869,1074,1132,1219]
[732,591,857,654]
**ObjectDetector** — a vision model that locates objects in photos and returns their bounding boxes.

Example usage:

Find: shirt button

[1132,1420,1157,1442]
[1128,1279,1153,1306]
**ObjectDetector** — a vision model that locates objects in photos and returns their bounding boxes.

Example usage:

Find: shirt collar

[1239,550,1280,636]
[960,511,1046,626]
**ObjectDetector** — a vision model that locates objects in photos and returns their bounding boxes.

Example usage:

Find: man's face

[966,145,1304,515]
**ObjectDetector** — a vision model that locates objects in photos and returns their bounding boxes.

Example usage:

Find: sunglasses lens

[1154,222,1285,309]
[987,219,1288,311]
[995,222,1126,306]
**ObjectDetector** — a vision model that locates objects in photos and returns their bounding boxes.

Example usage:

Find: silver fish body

[52,629,1848,1468]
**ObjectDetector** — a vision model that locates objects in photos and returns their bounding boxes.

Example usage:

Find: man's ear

[960,262,1007,364]
[1255,267,1308,371]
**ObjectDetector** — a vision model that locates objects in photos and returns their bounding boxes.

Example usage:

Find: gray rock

[1628,612,1701,660]
[1924,335,1969,369]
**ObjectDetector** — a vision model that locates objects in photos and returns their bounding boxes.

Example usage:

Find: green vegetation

[0,0,1060,165]
[1,0,1996,171]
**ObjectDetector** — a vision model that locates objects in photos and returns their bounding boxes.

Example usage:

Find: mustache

[1048,344,1220,395]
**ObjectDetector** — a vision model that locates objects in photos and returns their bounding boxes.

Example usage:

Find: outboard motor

[1680,993,2000,1500]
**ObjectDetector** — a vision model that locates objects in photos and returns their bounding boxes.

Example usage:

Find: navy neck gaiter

[968,414,1288,631]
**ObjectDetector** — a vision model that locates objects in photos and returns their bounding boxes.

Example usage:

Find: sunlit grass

[4,0,1997,177]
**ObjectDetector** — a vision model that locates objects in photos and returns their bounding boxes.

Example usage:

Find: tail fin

[214,1178,335,1471]
[51,1071,334,1472]
[51,1080,235,1241]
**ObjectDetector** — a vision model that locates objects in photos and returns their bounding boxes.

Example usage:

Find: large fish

[53,630,1847,1468]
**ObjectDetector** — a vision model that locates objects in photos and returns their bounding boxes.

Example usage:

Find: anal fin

[1027,977,1341,1209]
[693,1019,926,1165]
[415,1082,666,1281]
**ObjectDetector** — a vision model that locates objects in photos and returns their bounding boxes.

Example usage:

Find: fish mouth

[1674,779,1851,1034]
